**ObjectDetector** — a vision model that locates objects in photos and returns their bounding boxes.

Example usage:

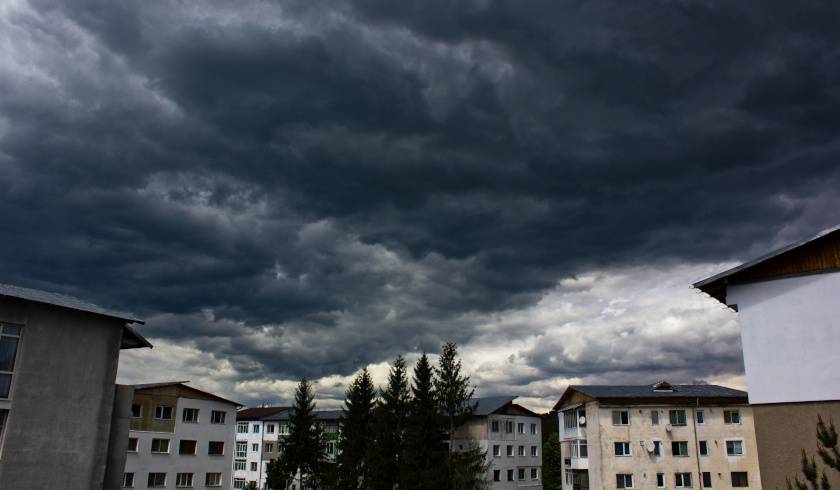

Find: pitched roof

[264,408,343,421]
[466,396,539,417]
[694,225,840,305]
[133,381,242,407]
[236,406,291,421]
[554,382,748,410]
[0,282,151,349]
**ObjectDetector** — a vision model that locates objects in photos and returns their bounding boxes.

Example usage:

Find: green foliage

[449,443,490,490]
[542,437,563,490]
[337,368,377,489]
[788,416,840,490]
[265,457,287,490]
[277,378,329,489]
[402,352,448,489]
[368,355,411,490]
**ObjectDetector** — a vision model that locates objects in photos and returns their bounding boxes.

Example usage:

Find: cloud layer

[2,0,839,409]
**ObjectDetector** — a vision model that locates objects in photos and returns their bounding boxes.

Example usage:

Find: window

[505,421,514,433]
[211,410,226,424]
[182,408,199,423]
[531,423,537,434]
[265,442,274,452]
[531,468,538,479]
[253,424,260,433]
[327,441,335,455]
[669,409,687,426]
[127,437,139,452]
[252,443,259,452]
[123,472,135,488]
[493,470,500,482]
[205,473,222,487]
[154,406,173,420]
[696,410,705,424]
[615,442,631,456]
[726,440,744,456]
[280,423,290,435]
[563,409,579,429]
[0,323,22,399]
[702,472,712,488]
[507,445,514,457]
[250,462,258,471]
[531,446,538,457]
[518,445,525,456]
[699,440,708,456]
[579,439,588,458]
[731,472,749,487]
[518,422,525,433]
[148,473,166,488]
[612,410,629,425]
[266,423,275,434]
[651,410,660,425]
[234,479,246,489]
[208,441,225,455]
[656,473,665,488]
[151,438,170,454]
[672,441,689,457]
[507,469,514,481]
[236,442,247,458]
[176,473,193,487]
[616,474,634,488]
[236,422,248,433]
[724,410,741,424]
[234,459,246,471]
[652,440,662,456]
[493,445,500,457]
[518,468,525,481]
[179,439,197,455]
[491,420,499,432]
[130,404,142,418]
[675,472,692,488]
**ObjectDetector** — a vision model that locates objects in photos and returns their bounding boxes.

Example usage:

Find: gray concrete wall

[0,297,124,489]
[104,384,135,490]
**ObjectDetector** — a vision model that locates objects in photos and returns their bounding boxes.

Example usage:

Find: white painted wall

[728,271,840,404]
[125,397,237,489]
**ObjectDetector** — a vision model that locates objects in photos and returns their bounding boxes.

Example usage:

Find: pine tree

[337,368,376,489]
[265,458,287,490]
[369,355,411,490]
[278,378,328,489]
[403,353,447,489]
[434,341,478,486]
[541,437,563,490]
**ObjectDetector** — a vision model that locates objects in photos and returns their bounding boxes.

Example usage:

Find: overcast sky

[2,0,839,411]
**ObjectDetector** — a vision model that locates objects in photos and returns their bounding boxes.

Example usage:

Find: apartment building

[0,283,151,489]
[554,382,761,490]
[695,226,840,488]
[451,396,543,489]
[124,381,241,489]
[233,407,341,489]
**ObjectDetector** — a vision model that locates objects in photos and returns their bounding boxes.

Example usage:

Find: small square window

[266,423,275,433]
[211,410,226,424]
[182,408,199,423]
[731,472,749,487]
[123,472,135,487]
[675,472,692,488]
[127,437,139,452]
[205,473,222,487]
[208,441,225,455]
[151,438,170,454]
[179,439,197,455]
[175,472,193,487]
[612,410,629,425]
[672,441,689,457]
[616,474,634,488]
[724,410,741,424]
[148,473,166,488]
[130,404,142,418]
[669,409,687,426]
[726,440,744,456]
[154,406,173,420]
[614,442,631,456]
[236,422,248,433]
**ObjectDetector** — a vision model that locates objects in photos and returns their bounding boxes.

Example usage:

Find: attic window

[652,381,675,392]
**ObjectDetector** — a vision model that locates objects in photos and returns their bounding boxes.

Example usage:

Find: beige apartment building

[554,382,761,490]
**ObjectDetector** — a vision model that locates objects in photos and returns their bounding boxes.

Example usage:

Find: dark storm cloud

[2,0,840,388]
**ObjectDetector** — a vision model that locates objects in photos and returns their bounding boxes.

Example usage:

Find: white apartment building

[695,226,840,487]
[451,396,543,489]
[233,406,290,489]
[124,382,241,489]
[554,382,761,490]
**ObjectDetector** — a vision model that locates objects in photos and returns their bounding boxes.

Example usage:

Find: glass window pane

[0,373,11,398]
[0,336,19,372]
[1,325,21,336]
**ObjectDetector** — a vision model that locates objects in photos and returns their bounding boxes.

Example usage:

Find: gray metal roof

[133,381,191,390]
[265,408,343,421]
[572,384,746,399]
[693,225,840,288]
[469,396,517,416]
[0,282,143,324]
[133,380,242,406]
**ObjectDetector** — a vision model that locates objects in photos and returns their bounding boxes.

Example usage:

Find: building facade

[695,226,840,488]
[555,382,761,490]
[0,283,151,489]
[451,396,543,489]
[124,382,240,490]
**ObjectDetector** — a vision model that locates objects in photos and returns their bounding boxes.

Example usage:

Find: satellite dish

[645,441,656,453]
[578,416,586,426]
[665,424,672,432]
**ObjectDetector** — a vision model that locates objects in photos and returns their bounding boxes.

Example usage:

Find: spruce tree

[541,437,563,490]
[337,368,376,489]
[369,355,411,490]
[279,378,327,489]
[403,353,447,489]
[434,341,479,485]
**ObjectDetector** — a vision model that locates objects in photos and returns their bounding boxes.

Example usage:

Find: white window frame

[154,406,173,420]
[699,440,709,456]
[724,409,741,425]
[175,472,193,488]
[669,409,687,426]
[211,410,226,424]
[726,439,745,457]
[531,446,538,457]
[208,440,225,456]
[123,472,135,488]
[702,471,713,488]
[656,473,665,488]
[205,472,222,487]
[672,441,689,457]
[675,472,692,488]
[127,437,139,453]
[182,408,199,423]
[236,422,248,433]
[696,410,705,425]
[616,473,634,489]
[235,442,247,458]
[491,420,500,432]
[151,438,170,454]
[266,423,275,434]
[493,445,501,457]
[518,445,525,457]
[252,423,260,433]
[506,445,514,457]
[148,473,167,488]
[614,441,631,457]
[530,423,537,434]
[130,404,142,419]
[517,422,524,434]
[234,459,246,471]
[612,410,630,426]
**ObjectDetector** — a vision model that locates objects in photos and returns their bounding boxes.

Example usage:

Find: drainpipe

[691,398,702,487]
